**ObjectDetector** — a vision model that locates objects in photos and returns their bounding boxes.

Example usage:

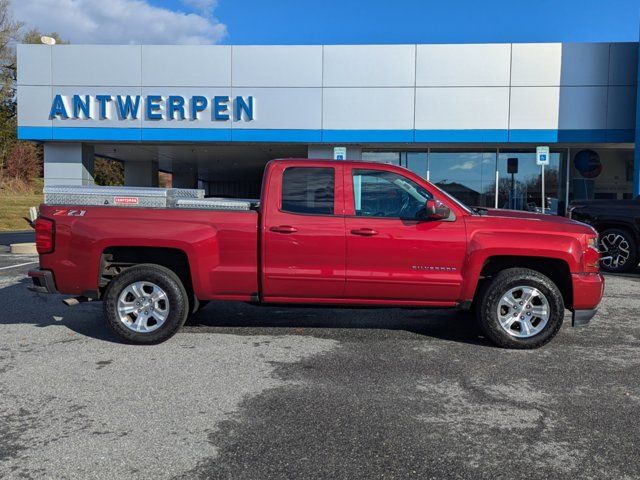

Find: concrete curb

[10,242,37,254]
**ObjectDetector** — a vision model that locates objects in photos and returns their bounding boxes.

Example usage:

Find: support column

[43,143,94,186]
[171,161,198,189]
[634,41,640,196]
[124,160,159,187]
[307,145,362,160]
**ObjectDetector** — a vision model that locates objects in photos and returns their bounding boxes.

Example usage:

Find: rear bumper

[28,269,57,294]
[570,272,604,326]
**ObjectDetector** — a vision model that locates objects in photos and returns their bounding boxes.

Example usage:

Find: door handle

[350,228,378,236]
[270,225,298,234]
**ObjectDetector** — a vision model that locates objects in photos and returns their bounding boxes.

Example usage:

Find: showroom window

[428,151,496,208]
[361,148,572,214]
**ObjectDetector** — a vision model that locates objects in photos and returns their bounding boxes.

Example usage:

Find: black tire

[599,228,638,273]
[476,268,564,349]
[103,264,189,344]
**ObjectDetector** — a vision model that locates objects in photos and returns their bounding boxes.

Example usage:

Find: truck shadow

[1,278,488,346]
[185,302,487,346]
[0,278,117,342]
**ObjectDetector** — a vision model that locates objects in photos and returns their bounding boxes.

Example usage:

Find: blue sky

[156,0,640,45]
[12,0,640,46]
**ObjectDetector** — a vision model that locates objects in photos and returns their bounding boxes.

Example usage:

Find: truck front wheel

[477,268,564,349]
[103,264,189,344]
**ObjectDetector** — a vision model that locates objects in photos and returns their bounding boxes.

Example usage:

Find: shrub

[3,142,42,182]
[94,158,124,186]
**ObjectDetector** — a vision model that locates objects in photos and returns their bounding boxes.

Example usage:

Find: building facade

[17,42,640,215]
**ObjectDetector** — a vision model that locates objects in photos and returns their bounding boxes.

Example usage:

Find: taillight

[35,217,55,254]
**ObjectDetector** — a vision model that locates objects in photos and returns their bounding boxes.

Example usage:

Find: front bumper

[28,269,57,294]
[572,308,598,326]
[570,272,604,327]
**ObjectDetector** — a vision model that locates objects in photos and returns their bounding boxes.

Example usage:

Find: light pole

[40,36,56,46]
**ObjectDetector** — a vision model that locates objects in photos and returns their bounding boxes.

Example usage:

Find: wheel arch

[593,222,640,245]
[99,246,193,298]
[473,256,573,310]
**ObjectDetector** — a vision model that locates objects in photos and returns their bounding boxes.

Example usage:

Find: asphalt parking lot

[1,252,639,479]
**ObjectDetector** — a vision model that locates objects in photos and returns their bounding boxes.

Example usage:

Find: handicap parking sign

[536,146,550,166]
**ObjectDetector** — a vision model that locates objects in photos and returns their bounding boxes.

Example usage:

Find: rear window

[281,167,335,215]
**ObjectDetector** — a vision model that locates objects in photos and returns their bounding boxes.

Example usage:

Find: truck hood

[481,208,595,231]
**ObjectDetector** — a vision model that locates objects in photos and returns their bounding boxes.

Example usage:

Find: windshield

[428,182,477,215]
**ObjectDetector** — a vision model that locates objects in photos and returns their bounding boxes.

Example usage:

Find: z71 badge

[53,209,86,217]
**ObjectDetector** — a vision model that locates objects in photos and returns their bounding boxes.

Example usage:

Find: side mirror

[425,199,450,220]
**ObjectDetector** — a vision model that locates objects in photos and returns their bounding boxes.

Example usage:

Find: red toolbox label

[113,196,139,205]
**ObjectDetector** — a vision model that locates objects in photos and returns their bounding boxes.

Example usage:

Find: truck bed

[38,203,259,301]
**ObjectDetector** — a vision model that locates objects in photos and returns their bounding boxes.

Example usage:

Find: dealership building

[16,41,640,215]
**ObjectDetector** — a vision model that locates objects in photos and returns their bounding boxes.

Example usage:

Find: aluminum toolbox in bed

[174,197,256,211]
[43,185,204,208]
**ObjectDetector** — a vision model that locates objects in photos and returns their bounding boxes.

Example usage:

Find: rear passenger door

[262,163,346,300]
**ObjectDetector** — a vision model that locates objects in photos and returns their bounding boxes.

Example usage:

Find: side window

[282,167,335,215]
[353,169,432,219]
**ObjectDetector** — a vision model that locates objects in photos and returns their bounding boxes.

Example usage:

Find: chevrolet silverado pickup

[29,159,604,348]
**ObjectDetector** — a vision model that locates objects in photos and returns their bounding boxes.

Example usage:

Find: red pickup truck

[29,159,604,348]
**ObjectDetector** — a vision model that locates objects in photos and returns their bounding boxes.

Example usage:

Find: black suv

[568,197,640,273]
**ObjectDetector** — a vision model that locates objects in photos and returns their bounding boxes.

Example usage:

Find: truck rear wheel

[476,268,564,349]
[103,264,189,344]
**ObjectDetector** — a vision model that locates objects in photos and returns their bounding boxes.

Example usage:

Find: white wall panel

[232,46,322,87]
[509,87,560,130]
[142,46,231,87]
[559,43,609,86]
[232,88,321,129]
[17,86,51,127]
[415,87,509,129]
[557,87,607,129]
[140,88,231,129]
[416,44,510,86]
[52,45,141,86]
[609,43,638,86]
[323,45,415,87]
[17,45,51,86]
[322,88,414,130]
[511,43,562,86]
[607,86,637,129]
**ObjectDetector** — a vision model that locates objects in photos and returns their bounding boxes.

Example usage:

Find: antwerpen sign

[48,94,255,122]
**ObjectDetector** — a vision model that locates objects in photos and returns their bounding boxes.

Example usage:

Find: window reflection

[360,148,571,215]
[361,152,401,165]
[497,152,561,214]
[428,152,495,207]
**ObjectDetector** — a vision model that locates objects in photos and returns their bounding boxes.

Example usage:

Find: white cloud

[11,0,227,45]
[181,0,217,15]
[449,161,476,171]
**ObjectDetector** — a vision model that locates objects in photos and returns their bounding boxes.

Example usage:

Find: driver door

[344,166,466,303]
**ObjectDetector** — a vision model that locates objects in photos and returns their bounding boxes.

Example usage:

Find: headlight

[583,234,600,272]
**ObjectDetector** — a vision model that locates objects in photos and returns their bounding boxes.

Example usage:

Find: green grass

[0,178,43,231]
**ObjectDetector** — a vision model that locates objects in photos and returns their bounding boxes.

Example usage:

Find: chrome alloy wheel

[116,281,169,333]
[496,286,550,338]
[599,233,630,270]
